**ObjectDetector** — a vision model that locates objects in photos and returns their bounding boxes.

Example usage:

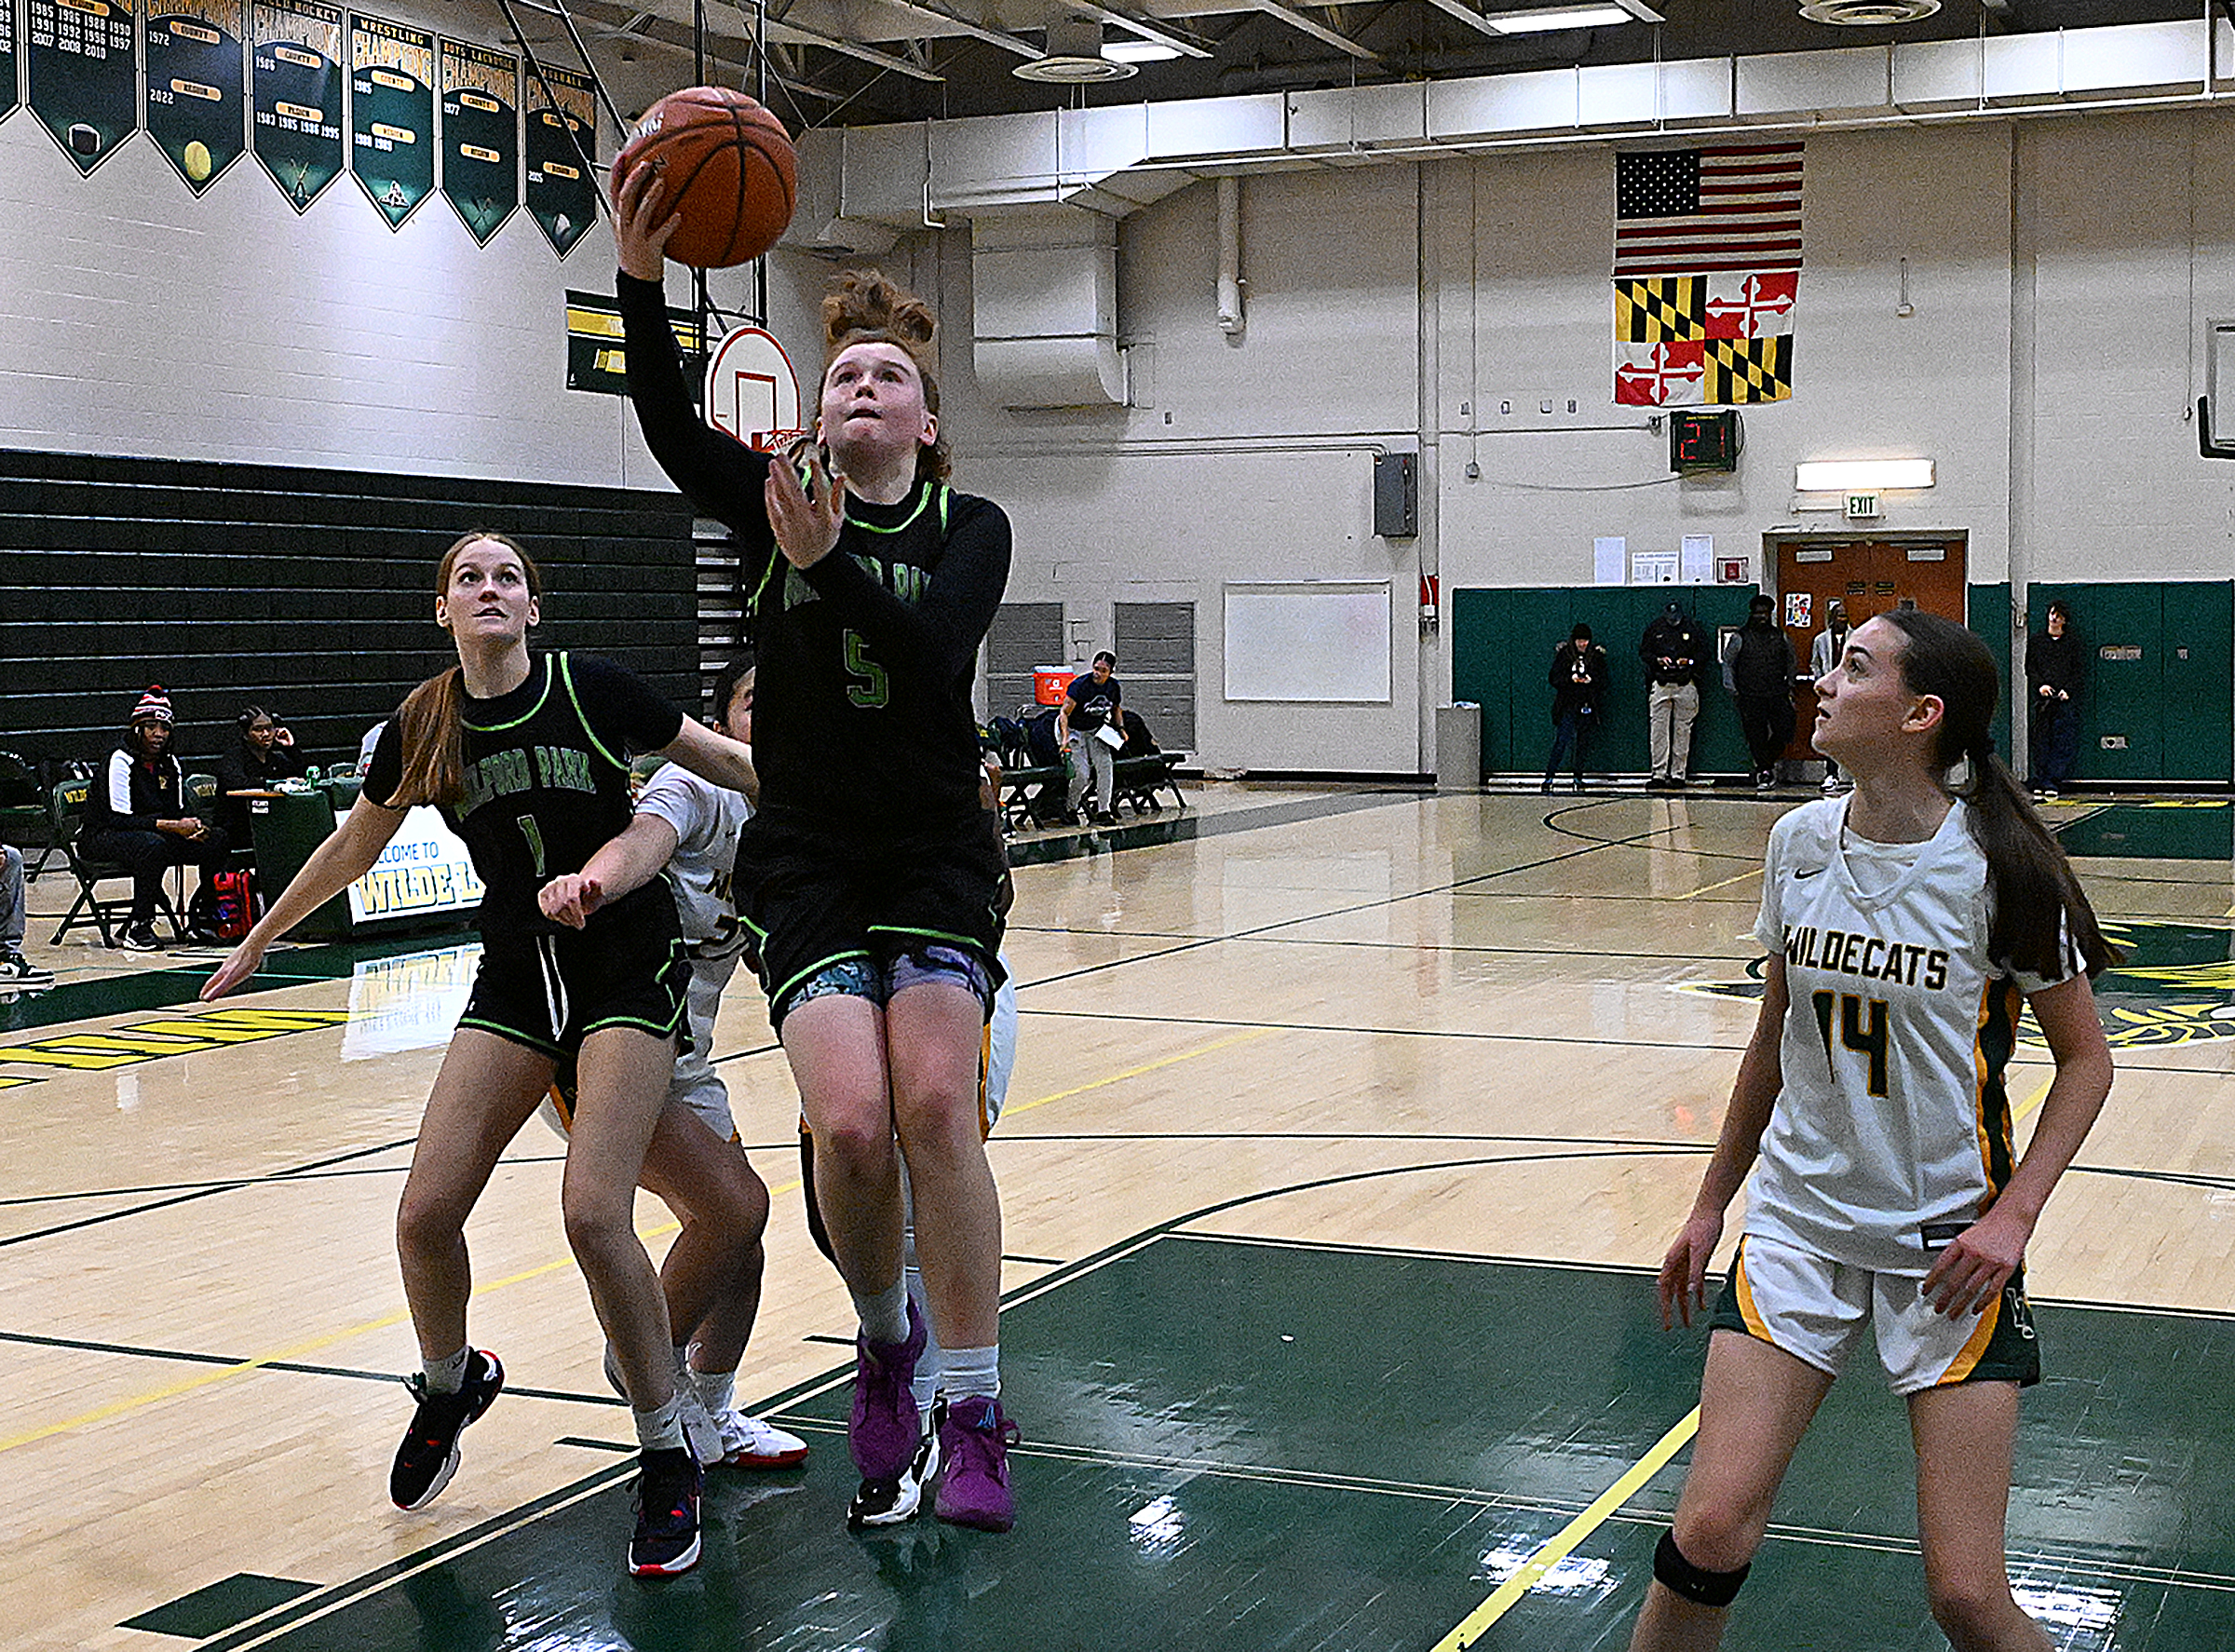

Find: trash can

[1436,702,1482,792]
[248,789,351,939]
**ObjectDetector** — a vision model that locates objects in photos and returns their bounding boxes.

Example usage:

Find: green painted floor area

[2055,801,2234,861]
[194,1238,2235,1652]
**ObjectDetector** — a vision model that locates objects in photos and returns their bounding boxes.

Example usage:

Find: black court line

[1016,1005,1755,1053]
[0,1141,788,1211]
[177,1146,1714,1652]
[1010,807,1714,994]
[0,1328,626,1405]
[0,1134,420,1250]
[1002,789,1421,866]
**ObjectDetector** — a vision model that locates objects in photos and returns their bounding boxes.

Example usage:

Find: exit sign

[1845,492,1882,519]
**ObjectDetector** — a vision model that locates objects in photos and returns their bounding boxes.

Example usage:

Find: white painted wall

[6,80,2234,773]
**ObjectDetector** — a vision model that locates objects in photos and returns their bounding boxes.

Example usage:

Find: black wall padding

[0,450,698,773]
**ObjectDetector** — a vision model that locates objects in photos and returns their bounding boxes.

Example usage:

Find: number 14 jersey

[1745,797,2074,1276]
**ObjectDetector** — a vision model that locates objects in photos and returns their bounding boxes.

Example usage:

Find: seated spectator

[80,687,230,950]
[1,844,53,983]
[211,704,309,850]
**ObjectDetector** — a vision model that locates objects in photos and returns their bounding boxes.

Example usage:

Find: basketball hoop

[751,427,810,455]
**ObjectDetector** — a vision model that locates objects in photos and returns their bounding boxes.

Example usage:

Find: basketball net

[750,427,810,455]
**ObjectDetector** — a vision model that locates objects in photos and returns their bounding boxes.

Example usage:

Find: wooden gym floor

[4,784,2232,1651]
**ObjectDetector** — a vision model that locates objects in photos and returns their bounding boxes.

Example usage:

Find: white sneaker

[1821,775,1840,796]
[713,1408,809,1469]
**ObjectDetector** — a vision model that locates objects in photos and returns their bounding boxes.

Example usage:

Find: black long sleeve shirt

[618,273,1010,829]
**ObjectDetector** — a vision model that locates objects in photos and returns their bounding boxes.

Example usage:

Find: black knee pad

[1654,1530,1750,1608]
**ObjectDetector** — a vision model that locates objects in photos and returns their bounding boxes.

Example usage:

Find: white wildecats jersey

[1745,798,2072,1276]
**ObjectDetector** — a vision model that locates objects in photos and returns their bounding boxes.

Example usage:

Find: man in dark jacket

[1639,602,1706,789]
[80,687,229,949]
[1721,594,1796,789]
[1543,623,1607,794]
[2025,601,2083,798]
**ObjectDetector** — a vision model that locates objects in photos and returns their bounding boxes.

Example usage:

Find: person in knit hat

[79,686,231,950]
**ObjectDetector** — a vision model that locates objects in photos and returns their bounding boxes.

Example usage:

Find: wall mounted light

[1795,458,1935,492]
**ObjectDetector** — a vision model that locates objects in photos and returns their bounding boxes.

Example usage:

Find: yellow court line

[1428,1074,2056,1647]
[0,1212,689,1456]
[1672,866,1763,903]
[1002,1026,1279,1119]
[1433,1408,1700,1652]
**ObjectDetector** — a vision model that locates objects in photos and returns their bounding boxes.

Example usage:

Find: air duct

[971,210,1127,407]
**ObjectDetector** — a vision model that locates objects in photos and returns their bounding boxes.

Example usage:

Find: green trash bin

[247,788,351,940]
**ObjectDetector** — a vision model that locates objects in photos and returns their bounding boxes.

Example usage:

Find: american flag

[1614,142,1803,278]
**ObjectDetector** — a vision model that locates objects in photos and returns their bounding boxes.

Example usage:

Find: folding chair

[50,776,183,948]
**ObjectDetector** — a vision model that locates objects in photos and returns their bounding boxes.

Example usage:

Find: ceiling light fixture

[1478,2,1648,34]
[1102,36,1181,62]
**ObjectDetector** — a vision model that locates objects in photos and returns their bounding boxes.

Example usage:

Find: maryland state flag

[1612,142,1803,406]
[1614,273,1796,406]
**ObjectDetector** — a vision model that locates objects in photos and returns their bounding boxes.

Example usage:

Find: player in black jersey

[616,166,1020,1532]
[200,532,762,1578]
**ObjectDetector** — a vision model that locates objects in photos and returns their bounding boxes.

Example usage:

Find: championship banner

[26,0,139,174]
[439,37,513,245]
[524,61,595,258]
[146,0,245,194]
[2,0,20,124]
[348,10,430,228]
[251,0,340,211]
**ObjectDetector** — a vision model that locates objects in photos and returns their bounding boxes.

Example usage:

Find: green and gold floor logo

[1686,920,2235,1049]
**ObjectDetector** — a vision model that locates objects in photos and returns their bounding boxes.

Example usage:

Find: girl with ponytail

[616,166,1020,1533]
[202,531,763,1578]
[1629,609,2115,1652]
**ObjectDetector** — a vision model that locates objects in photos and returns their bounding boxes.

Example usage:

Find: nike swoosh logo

[1794,866,1825,879]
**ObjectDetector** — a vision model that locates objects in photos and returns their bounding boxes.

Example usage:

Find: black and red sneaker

[389,1349,504,1510]
[629,1446,704,1577]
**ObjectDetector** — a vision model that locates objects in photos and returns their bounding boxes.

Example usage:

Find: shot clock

[1669,409,1742,474]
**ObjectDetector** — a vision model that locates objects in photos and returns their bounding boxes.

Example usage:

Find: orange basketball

[614,88,796,268]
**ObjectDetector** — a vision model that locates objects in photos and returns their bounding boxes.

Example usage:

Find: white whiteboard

[1223,582,1392,703]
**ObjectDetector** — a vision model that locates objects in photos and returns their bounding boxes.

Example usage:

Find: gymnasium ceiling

[518,0,2223,134]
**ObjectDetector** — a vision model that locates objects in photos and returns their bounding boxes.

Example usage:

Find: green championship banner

[1,0,19,124]
[439,38,513,245]
[525,62,595,259]
[348,11,430,228]
[251,0,340,211]
[564,290,701,397]
[27,0,139,174]
[146,0,244,193]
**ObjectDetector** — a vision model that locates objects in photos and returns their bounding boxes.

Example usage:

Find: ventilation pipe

[1217,175,1245,336]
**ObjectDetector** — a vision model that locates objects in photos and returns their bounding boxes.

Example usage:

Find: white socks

[421,1346,470,1395]
[853,1279,911,1347]
[633,1393,686,1453]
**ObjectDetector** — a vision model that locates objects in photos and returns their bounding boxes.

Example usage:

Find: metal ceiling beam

[875,0,1043,57]
[1070,0,1214,57]
[770,17,950,77]
[1248,0,1377,61]
[1417,0,1504,40]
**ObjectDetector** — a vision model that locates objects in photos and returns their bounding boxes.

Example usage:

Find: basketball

[614,88,796,269]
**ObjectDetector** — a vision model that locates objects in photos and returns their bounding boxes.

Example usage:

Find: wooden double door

[1770,535,1968,762]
